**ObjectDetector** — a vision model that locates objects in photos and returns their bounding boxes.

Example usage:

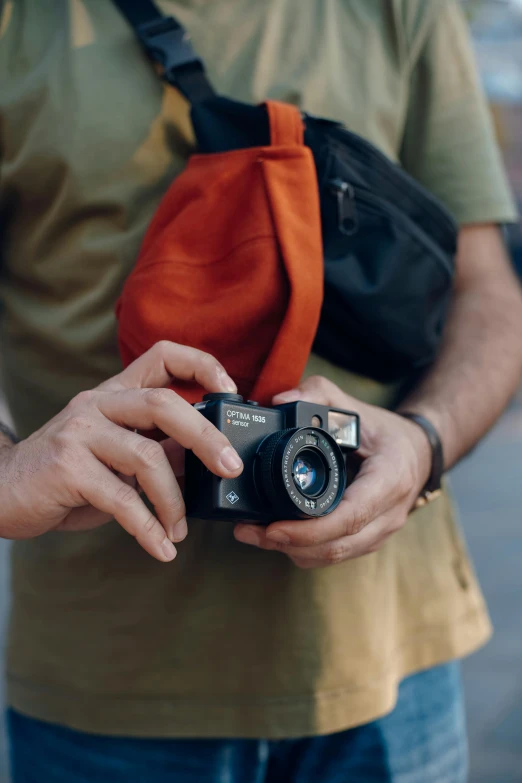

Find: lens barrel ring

[256,428,297,518]
[255,427,346,520]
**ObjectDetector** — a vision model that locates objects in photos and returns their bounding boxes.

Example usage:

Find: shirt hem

[6,606,492,740]
[454,205,519,226]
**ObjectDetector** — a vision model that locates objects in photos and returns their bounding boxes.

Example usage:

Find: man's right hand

[0,341,243,562]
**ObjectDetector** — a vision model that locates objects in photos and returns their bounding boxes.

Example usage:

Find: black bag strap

[112,0,216,103]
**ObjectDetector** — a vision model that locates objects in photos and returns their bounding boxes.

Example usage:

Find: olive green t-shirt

[0,0,517,738]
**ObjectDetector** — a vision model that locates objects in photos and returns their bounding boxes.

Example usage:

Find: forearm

[399,227,522,469]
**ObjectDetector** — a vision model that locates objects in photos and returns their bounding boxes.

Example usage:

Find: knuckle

[69,389,97,410]
[198,419,219,445]
[140,512,158,537]
[343,506,371,536]
[198,351,217,370]
[56,415,93,448]
[144,387,173,410]
[114,483,139,511]
[165,494,186,518]
[133,439,165,470]
[154,340,173,356]
[353,507,372,534]
[302,529,323,547]
[324,542,351,566]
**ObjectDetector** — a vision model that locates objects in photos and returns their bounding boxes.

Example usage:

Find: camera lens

[292,450,327,496]
[255,427,346,520]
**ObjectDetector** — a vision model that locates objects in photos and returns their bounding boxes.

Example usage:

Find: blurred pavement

[0,398,521,782]
[454,395,522,783]
[0,541,8,781]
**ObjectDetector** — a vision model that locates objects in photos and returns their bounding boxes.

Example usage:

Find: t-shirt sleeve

[400,0,518,225]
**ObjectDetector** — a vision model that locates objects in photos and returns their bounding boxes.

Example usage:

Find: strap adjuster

[137,16,203,80]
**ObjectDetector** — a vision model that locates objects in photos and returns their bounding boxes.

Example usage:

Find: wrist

[400,416,432,490]
[398,411,445,507]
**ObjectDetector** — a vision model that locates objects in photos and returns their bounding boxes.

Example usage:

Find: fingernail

[169,517,188,543]
[220,446,243,472]
[235,526,261,546]
[161,538,177,561]
[266,530,291,545]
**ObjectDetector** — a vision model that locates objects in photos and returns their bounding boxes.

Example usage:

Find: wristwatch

[399,412,444,508]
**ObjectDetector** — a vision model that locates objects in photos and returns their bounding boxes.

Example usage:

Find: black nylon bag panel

[312,134,456,382]
[192,97,269,152]
[315,190,453,381]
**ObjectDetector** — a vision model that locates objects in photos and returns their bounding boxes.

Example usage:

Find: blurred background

[447,5,522,779]
[0,1,521,781]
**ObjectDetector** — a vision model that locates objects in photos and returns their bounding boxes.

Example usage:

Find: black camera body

[185,393,360,524]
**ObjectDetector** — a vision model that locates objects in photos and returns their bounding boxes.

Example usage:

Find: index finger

[96,387,244,479]
[262,459,393,547]
[99,341,237,395]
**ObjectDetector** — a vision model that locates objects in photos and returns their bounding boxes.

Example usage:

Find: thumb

[272,388,301,405]
[273,376,334,407]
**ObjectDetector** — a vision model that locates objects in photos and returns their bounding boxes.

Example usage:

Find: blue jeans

[7,663,468,783]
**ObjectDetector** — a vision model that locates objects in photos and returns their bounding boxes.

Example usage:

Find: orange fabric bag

[116,101,324,405]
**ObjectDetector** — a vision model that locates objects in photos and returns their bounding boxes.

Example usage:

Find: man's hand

[235,225,522,568]
[0,341,243,562]
[234,375,431,569]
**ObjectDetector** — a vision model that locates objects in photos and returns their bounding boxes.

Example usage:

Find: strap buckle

[413,489,442,510]
[137,16,203,81]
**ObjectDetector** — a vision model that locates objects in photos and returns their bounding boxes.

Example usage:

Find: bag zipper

[316,122,457,244]
[329,178,359,236]
[347,184,455,278]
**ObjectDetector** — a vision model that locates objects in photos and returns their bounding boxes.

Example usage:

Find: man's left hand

[234,375,433,569]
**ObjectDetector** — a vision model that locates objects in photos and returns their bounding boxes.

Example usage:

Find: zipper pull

[329,178,358,236]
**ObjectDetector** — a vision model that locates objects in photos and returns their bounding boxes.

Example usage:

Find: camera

[185,393,360,523]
